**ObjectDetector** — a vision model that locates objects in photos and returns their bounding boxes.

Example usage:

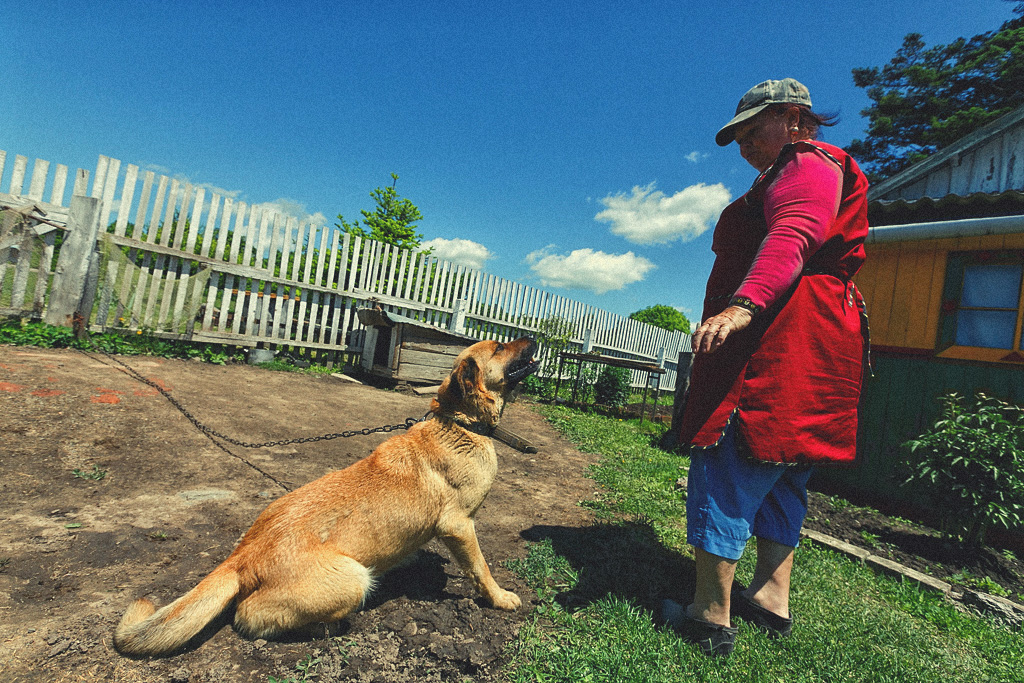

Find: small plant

[902,392,1024,545]
[974,576,1009,597]
[593,365,631,408]
[827,495,852,511]
[293,654,321,681]
[0,557,12,570]
[72,464,107,481]
[269,654,322,683]
[148,531,169,541]
[859,530,881,548]
[331,638,353,664]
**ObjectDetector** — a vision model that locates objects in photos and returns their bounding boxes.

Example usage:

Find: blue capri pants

[686,423,813,561]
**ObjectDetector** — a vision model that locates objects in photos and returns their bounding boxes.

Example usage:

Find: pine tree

[849,5,1024,181]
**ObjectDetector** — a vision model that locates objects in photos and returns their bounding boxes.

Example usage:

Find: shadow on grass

[522,521,695,614]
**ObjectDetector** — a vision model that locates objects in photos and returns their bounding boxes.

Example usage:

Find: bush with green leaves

[593,365,631,408]
[902,392,1024,545]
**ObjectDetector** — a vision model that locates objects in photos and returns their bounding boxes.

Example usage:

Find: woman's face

[733,109,794,172]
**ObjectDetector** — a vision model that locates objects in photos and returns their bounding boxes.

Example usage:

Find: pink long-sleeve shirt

[733,148,843,311]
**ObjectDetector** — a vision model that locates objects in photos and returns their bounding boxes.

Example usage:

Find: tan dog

[114,337,539,657]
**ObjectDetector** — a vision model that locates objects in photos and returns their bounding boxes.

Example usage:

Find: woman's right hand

[692,306,753,354]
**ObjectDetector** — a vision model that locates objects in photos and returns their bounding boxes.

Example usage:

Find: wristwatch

[729,296,761,315]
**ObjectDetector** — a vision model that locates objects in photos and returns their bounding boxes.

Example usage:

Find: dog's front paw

[490,589,522,611]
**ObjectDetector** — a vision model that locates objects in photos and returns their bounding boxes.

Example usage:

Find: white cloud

[594,182,731,245]
[525,246,655,295]
[196,183,242,201]
[254,198,328,226]
[685,151,708,163]
[421,237,494,269]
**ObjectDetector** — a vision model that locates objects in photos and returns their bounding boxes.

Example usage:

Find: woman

[662,78,869,657]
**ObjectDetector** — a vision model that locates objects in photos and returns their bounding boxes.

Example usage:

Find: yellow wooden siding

[901,245,940,348]
[855,245,900,347]
[858,234,1014,350]
[1003,231,1024,249]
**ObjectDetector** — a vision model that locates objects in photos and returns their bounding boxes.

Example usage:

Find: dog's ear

[431,356,478,413]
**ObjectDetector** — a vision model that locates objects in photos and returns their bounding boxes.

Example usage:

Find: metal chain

[92,350,429,448]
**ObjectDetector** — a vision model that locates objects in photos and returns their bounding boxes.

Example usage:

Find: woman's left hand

[692,306,753,354]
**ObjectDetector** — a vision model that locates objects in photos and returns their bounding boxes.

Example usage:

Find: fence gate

[0,202,63,319]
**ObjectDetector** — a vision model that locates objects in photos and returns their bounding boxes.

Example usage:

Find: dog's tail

[113,563,240,657]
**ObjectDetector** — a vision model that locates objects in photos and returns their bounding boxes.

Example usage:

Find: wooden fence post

[448,298,467,335]
[44,195,100,328]
[659,347,694,450]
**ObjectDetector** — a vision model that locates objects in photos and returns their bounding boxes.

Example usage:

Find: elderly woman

[662,79,869,657]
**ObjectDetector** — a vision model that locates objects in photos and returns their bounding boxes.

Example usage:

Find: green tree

[848,5,1024,181]
[335,173,425,251]
[628,304,691,334]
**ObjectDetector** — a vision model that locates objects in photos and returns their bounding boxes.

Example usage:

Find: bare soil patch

[0,346,598,682]
[803,493,1024,600]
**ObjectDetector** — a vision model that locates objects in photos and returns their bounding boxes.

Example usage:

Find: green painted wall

[813,353,1024,505]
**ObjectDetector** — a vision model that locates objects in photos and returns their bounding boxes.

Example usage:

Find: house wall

[855,231,1024,351]
[818,232,1024,505]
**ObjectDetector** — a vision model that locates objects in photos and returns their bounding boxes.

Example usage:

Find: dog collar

[449,417,496,437]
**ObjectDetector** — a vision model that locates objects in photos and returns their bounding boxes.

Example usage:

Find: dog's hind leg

[233,551,373,639]
[438,516,521,610]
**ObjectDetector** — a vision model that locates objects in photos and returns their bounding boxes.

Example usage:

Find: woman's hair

[767,103,839,140]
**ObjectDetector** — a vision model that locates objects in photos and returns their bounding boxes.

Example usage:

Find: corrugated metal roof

[869,191,1024,226]
[867,103,1024,202]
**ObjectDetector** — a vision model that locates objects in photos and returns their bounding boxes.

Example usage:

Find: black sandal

[661,599,738,658]
[730,587,793,638]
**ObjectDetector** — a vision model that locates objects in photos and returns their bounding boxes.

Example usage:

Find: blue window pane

[961,264,1023,308]
[955,310,1017,348]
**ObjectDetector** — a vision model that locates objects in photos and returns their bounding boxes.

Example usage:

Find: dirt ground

[0,346,600,682]
[2,345,1021,683]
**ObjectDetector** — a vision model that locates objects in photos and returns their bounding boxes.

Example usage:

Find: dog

[113,336,539,657]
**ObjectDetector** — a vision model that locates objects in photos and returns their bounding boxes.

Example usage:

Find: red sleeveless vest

[677,141,869,465]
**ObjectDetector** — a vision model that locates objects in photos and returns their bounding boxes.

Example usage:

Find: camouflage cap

[715,78,812,146]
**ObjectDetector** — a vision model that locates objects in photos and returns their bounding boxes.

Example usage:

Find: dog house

[356,307,476,384]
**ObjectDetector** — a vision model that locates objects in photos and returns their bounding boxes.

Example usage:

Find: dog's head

[430,337,539,428]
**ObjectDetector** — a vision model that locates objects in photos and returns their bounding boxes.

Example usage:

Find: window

[940,251,1024,361]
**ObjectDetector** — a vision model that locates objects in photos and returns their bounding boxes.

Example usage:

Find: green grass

[0,318,338,374]
[504,404,1024,683]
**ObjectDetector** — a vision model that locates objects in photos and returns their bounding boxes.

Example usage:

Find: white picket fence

[0,150,691,389]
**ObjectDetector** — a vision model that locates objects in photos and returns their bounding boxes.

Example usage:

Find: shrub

[593,365,631,408]
[902,392,1024,545]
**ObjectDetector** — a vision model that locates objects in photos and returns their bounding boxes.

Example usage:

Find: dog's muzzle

[505,357,540,388]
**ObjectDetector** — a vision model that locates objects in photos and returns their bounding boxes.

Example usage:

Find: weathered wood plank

[28,230,55,316]
[10,230,35,309]
[171,189,206,332]
[97,157,120,231]
[28,158,49,201]
[115,165,139,237]
[402,340,471,356]
[183,187,205,254]
[9,155,27,195]
[45,195,101,327]
[50,164,68,206]
[210,195,230,261]
[72,168,90,198]
[395,362,450,383]
[90,155,109,199]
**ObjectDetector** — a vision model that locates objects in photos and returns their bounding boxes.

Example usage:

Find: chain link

[95,350,428,448]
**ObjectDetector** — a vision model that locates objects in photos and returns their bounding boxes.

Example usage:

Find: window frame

[937,249,1024,364]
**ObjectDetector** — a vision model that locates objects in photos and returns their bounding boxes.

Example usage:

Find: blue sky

[1,1,1017,321]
